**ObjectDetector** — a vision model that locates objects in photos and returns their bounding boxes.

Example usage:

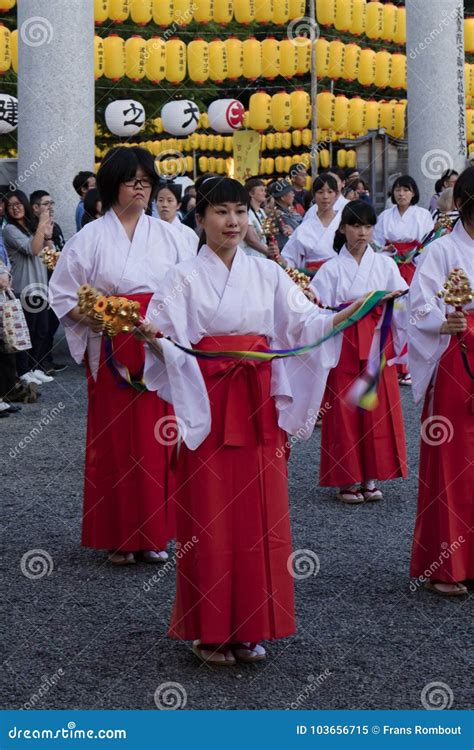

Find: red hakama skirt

[320,307,408,486]
[168,335,296,644]
[410,314,474,582]
[83,292,175,552]
[392,241,420,286]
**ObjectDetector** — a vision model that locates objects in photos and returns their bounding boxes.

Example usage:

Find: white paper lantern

[208,99,245,133]
[0,94,18,135]
[105,99,145,136]
[161,100,200,136]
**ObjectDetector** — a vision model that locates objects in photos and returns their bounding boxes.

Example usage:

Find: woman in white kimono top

[282,174,340,271]
[311,200,408,504]
[156,182,199,255]
[140,177,367,667]
[408,167,474,596]
[49,147,193,566]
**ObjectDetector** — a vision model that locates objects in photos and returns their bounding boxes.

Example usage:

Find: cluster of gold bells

[284,266,311,289]
[438,268,473,308]
[77,284,141,337]
[41,247,61,271]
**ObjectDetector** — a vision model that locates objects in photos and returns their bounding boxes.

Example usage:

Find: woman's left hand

[133,320,159,343]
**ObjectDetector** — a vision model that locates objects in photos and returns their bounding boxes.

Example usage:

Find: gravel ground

[1,337,472,712]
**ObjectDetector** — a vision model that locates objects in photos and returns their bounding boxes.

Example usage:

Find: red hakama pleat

[306,260,328,273]
[168,335,296,644]
[392,241,419,286]
[320,308,408,486]
[410,314,474,582]
[83,292,175,552]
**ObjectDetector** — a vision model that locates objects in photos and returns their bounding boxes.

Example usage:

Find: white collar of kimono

[107,207,146,240]
[450,218,474,250]
[393,204,415,220]
[339,243,375,265]
[199,242,245,273]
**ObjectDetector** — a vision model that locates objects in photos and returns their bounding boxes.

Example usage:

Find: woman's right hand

[83,315,104,334]
[133,320,160,344]
[440,310,467,335]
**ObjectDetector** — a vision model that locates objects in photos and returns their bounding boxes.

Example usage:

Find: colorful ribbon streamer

[103,337,147,393]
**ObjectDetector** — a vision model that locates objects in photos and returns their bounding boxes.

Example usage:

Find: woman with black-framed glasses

[49,147,193,566]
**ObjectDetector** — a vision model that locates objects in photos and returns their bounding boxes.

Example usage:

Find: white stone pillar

[17,0,94,239]
[406,0,466,207]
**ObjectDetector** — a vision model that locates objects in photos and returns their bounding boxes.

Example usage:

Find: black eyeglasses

[122,178,153,189]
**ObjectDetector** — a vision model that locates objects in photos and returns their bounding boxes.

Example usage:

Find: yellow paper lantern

[0,25,10,73]
[214,135,224,151]
[243,37,262,80]
[374,50,392,88]
[290,90,311,129]
[316,0,335,26]
[209,39,228,82]
[392,101,406,139]
[348,96,365,135]
[103,35,125,81]
[266,133,275,150]
[302,129,312,147]
[273,0,290,25]
[358,48,376,87]
[94,36,105,79]
[125,36,147,81]
[145,37,166,82]
[249,91,271,131]
[271,91,292,132]
[335,0,353,32]
[234,0,255,24]
[315,38,330,78]
[289,0,306,19]
[390,53,406,89]
[130,0,152,25]
[193,0,213,24]
[10,27,16,74]
[165,38,187,84]
[213,0,233,24]
[466,63,474,98]
[108,0,130,22]
[319,149,330,169]
[226,37,243,79]
[292,130,302,147]
[201,113,209,128]
[95,0,109,24]
[275,156,284,173]
[174,0,192,25]
[317,91,335,130]
[283,156,293,173]
[295,37,311,76]
[346,150,357,168]
[216,157,226,174]
[207,135,215,151]
[255,0,273,24]
[467,111,474,144]
[152,0,173,26]
[343,42,361,81]
[199,133,208,150]
[334,95,349,132]
[379,100,393,131]
[224,136,233,152]
[394,6,406,45]
[274,133,283,149]
[188,39,209,83]
[351,0,366,35]
[365,1,384,40]
[328,39,345,80]
[337,149,347,168]
[382,2,397,42]
[208,156,217,172]
[265,157,275,174]
[261,37,280,80]
[279,38,297,78]
[364,99,380,130]
[199,156,209,172]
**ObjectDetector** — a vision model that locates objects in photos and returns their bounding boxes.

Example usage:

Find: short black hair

[334,200,377,251]
[312,174,338,195]
[196,176,249,251]
[321,166,345,182]
[73,171,95,196]
[391,174,419,205]
[434,169,458,194]
[289,162,307,179]
[453,166,474,226]
[157,182,182,202]
[96,147,159,212]
[82,188,102,227]
[30,189,50,205]
[244,177,265,193]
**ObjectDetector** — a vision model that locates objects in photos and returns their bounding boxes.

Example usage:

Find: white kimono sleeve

[281,231,304,269]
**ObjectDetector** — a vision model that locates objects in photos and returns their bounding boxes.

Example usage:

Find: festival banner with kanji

[233,130,261,182]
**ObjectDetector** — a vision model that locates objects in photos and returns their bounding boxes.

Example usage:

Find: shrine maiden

[141,177,366,666]
[282,175,341,271]
[155,181,199,255]
[373,175,434,286]
[49,147,193,565]
[408,167,474,596]
[311,201,408,504]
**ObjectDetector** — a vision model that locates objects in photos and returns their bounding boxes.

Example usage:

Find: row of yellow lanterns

[92,33,408,88]
[94,0,308,27]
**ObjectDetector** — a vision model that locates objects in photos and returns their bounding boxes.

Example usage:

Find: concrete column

[406,0,466,207]
[17,0,94,239]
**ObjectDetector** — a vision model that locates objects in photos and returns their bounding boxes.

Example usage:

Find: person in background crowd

[81,188,103,227]
[73,171,96,231]
[3,190,55,386]
[343,178,372,204]
[181,174,217,232]
[0,258,22,416]
[432,187,459,227]
[282,174,340,271]
[184,184,196,199]
[289,163,308,216]
[239,177,278,259]
[345,168,360,183]
[303,168,349,222]
[30,190,67,374]
[267,179,302,252]
[428,169,458,215]
[156,181,199,254]
[179,192,196,223]
[0,186,9,267]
